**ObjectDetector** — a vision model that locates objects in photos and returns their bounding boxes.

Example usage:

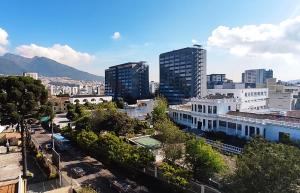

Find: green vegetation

[152,97,226,184]
[225,137,300,193]
[185,138,226,180]
[159,162,191,187]
[77,186,97,193]
[64,97,227,190]
[151,96,168,123]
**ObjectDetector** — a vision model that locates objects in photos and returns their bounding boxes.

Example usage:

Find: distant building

[149,81,159,94]
[23,72,38,80]
[242,69,273,85]
[267,78,300,111]
[207,74,227,89]
[69,95,112,104]
[208,88,268,112]
[159,45,207,104]
[105,62,149,102]
[49,96,70,113]
[97,85,105,95]
[119,99,155,120]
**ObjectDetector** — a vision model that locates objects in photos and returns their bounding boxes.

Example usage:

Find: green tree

[66,104,77,121]
[151,96,168,123]
[154,118,186,145]
[76,129,98,151]
[164,143,184,163]
[97,132,154,168]
[159,162,191,187]
[226,137,300,193]
[0,76,48,179]
[185,138,225,180]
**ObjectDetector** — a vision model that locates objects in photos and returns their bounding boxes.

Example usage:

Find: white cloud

[192,39,198,44]
[16,44,94,66]
[111,32,121,40]
[0,28,9,55]
[207,16,300,64]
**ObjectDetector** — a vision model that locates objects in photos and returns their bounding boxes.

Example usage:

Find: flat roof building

[159,45,207,104]
[169,95,300,142]
[105,62,149,103]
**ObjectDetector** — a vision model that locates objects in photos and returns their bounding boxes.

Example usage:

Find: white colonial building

[69,95,112,104]
[208,88,268,112]
[169,95,300,142]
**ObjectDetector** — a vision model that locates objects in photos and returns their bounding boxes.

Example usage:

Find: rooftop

[227,111,300,124]
[0,153,22,185]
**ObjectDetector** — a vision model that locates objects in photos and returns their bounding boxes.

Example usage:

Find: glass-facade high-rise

[105,62,149,102]
[159,45,207,104]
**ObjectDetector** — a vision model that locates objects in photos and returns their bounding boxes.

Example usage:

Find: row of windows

[192,104,218,114]
[244,91,267,97]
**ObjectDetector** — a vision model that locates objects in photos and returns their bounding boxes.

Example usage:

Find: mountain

[0,53,104,81]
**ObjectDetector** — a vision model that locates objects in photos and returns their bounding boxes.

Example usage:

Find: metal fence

[204,138,243,155]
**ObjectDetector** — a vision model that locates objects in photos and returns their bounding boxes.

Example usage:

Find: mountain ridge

[0,53,104,81]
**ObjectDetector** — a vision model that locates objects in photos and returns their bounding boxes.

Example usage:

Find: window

[203,119,206,127]
[219,120,226,127]
[237,124,242,131]
[245,126,248,136]
[250,126,255,136]
[256,127,260,135]
[208,120,212,129]
[213,106,217,114]
[213,120,217,129]
[228,106,231,111]
[192,105,194,111]
[208,106,212,114]
[228,122,236,129]
[198,105,202,112]
[203,105,206,113]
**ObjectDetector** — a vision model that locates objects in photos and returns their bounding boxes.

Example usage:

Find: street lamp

[52,105,55,150]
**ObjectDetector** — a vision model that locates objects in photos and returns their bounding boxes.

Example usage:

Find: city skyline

[0,0,300,81]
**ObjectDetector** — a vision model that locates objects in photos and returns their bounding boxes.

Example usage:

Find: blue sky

[0,0,300,81]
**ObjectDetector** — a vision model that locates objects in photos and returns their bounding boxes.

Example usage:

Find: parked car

[108,178,135,193]
[71,167,86,178]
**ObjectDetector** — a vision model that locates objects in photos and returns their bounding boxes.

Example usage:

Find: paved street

[31,125,155,193]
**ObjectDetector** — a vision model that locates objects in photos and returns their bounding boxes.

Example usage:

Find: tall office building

[159,45,207,104]
[105,62,149,102]
[242,69,273,84]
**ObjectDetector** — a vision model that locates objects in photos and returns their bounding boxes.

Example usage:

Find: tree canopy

[151,96,168,123]
[226,137,300,193]
[0,76,48,124]
[185,138,226,180]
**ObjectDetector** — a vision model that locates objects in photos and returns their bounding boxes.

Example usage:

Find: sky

[0,0,300,82]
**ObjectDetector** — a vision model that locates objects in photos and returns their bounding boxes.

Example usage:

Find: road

[31,125,154,193]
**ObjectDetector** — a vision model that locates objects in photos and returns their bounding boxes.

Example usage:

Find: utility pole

[52,105,55,150]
